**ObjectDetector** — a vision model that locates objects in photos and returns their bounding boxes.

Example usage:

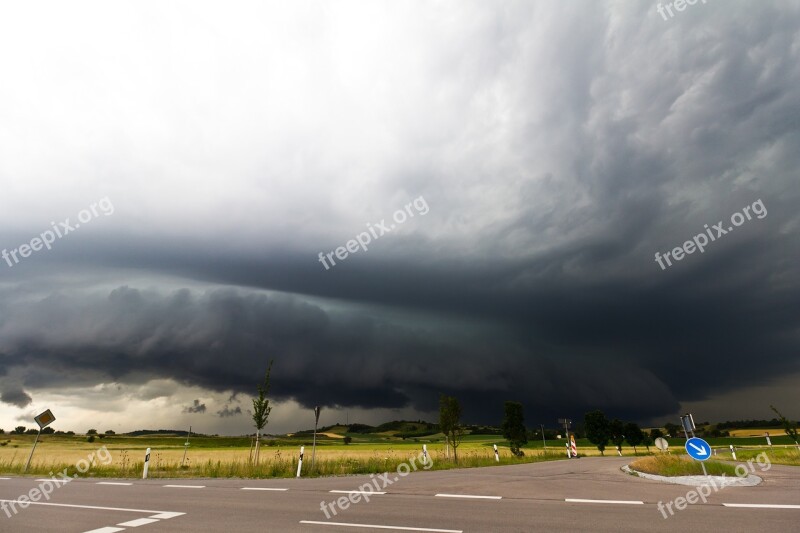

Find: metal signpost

[680,413,709,476]
[24,409,56,473]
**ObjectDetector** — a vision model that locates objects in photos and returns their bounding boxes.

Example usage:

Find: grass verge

[629,454,737,477]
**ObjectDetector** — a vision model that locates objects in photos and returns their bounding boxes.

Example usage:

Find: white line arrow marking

[688,442,708,456]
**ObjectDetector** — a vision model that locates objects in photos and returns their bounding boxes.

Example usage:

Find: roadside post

[569,434,578,458]
[143,447,151,479]
[681,413,709,477]
[730,444,737,461]
[422,444,428,465]
[24,409,56,473]
[493,444,500,462]
[565,443,570,458]
[765,432,772,447]
[296,445,305,478]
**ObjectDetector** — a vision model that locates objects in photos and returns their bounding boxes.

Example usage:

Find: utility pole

[540,424,547,450]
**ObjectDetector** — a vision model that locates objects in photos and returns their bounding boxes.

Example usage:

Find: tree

[87,429,98,435]
[584,411,610,455]
[439,395,464,463]
[610,419,625,455]
[87,435,95,443]
[13,426,26,434]
[771,405,799,448]
[642,432,654,453]
[624,422,644,454]
[105,430,115,435]
[501,401,528,456]
[41,427,55,434]
[649,428,664,440]
[663,422,681,437]
[251,359,274,464]
[343,436,352,445]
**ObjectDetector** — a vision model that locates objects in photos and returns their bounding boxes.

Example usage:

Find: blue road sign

[685,437,711,461]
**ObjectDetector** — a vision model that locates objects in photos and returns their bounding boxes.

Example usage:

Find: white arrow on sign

[688,442,708,456]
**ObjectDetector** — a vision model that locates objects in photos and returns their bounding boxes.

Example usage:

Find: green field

[1,422,797,478]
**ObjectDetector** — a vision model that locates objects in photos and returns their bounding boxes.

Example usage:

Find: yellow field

[726,428,788,437]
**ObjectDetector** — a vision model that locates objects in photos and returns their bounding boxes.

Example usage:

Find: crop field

[1,423,797,478]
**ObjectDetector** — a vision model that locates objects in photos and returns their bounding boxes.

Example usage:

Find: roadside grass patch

[630,455,737,477]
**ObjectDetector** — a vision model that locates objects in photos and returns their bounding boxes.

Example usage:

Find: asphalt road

[1,457,798,532]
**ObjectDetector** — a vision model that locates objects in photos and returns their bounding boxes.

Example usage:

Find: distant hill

[124,429,203,437]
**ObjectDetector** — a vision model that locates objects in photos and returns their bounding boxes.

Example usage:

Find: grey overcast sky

[0,0,798,435]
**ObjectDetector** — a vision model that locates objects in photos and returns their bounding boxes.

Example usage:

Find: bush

[87,435,95,443]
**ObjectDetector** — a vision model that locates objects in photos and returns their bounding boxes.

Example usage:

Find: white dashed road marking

[434,493,501,500]
[97,482,133,486]
[163,484,205,489]
[241,487,289,491]
[330,490,387,495]
[723,503,800,509]
[566,498,644,505]
[300,521,463,532]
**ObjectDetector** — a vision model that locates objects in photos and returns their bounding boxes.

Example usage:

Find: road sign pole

[540,424,546,450]
[23,429,41,473]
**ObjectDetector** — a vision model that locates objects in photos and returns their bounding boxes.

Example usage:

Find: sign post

[680,413,708,476]
[24,409,56,473]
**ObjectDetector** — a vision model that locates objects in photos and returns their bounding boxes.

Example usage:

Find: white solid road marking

[83,528,125,533]
[566,498,644,505]
[0,477,10,480]
[330,490,387,495]
[434,493,501,500]
[242,487,289,491]
[36,478,71,482]
[149,512,186,519]
[723,503,800,509]
[0,499,168,514]
[97,482,133,486]
[117,518,161,527]
[300,521,462,532]
[163,484,205,489]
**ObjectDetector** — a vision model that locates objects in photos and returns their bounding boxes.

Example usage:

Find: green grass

[630,455,738,477]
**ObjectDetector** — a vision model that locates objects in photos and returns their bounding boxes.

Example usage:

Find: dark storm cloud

[217,405,242,418]
[183,399,207,414]
[0,386,32,408]
[0,0,799,427]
